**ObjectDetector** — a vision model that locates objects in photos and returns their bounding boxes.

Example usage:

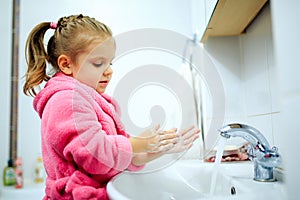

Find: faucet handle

[256,146,282,168]
[247,144,282,168]
[264,146,280,159]
[271,146,279,153]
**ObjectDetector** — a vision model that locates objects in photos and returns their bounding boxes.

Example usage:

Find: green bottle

[3,159,16,186]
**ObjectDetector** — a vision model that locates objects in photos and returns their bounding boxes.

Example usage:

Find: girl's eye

[93,63,103,67]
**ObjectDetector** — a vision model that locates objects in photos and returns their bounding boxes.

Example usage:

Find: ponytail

[23,22,51,96]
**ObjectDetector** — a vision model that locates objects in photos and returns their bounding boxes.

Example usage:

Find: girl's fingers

[148,141,175,153]
[183,133,199,145]
[147,126,200,153]
[179,126,195,136]
[154,124,160,131]
[157,128,178,143]
[181,128,200,141]
[158,132,178,140]
[147,132,178,152]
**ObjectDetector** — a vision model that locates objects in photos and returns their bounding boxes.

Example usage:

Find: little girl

[23,14,199,200]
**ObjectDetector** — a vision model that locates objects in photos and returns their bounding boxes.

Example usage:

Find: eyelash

[93,63,103,67]
[93,63,113,68]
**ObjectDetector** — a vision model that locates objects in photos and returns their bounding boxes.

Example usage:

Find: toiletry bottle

[34,156,44,183]
[3,159,16,186]
[14,157,23,188]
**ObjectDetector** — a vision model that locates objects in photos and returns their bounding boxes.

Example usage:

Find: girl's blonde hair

[23,14,112,96]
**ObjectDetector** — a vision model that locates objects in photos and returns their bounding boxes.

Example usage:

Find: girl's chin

[96,87,106,94]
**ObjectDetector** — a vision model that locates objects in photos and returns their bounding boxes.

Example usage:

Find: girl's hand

[130,125,178,153]
[165,126,200,154]
[147,128,179,153]
[129,126,199,166]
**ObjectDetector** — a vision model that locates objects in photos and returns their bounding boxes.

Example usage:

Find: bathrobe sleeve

[43,88,135,175]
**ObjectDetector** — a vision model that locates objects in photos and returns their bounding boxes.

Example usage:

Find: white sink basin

[107,160,287,200]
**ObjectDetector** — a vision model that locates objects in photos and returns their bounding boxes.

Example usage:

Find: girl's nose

[103,66,113,77]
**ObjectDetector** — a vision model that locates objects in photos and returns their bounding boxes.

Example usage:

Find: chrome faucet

[219,123,282,182]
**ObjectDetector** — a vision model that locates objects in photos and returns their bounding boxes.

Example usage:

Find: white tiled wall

[241,5,279,146]
[271,0,300,199]
[200,4,282,155]
[204,36,244,120]
[202,36,246,152]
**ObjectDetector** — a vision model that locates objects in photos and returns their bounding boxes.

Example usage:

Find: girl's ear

[57,55,73,75]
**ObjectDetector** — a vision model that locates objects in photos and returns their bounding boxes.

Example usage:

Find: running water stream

[209,136,227,196]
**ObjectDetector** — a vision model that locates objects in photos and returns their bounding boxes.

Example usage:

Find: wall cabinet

[201,0,268,43]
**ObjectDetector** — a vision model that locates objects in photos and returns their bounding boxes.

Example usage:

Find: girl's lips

[99,80,109,87]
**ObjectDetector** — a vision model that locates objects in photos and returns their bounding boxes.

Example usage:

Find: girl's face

[72,37,115,94]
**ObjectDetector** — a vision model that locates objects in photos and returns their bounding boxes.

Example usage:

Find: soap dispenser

[3,159,16,186]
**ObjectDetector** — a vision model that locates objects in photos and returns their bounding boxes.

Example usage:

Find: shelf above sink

[201,0,268,43]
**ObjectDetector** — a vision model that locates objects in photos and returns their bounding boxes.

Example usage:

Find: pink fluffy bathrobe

[34,72,142,200]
